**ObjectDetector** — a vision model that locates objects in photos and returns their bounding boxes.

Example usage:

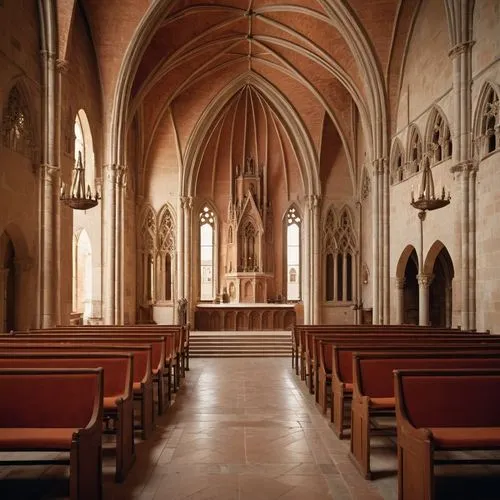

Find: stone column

[371,159,384,324]
[382,158,390,324]
[114,167,125,324]
[312,195,321,324]
[447,1,475,329]
[103,165,117,324]
[302,196,311,323]
[40,164,59,328]
[395,277,406,325]
[469,167,477,330]
[417,273,433,326]
[182,197,193,324]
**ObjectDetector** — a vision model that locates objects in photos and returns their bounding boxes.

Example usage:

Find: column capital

[450,160,476,175]
[417,273,433,289]
[448,40,475,59]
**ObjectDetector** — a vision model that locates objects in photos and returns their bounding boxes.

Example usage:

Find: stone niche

[224,155,274,303]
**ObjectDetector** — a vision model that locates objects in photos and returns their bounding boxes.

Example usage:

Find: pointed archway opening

[428,246,454,327]
[403,249,419,325]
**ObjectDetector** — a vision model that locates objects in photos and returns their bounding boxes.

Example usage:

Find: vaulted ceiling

[77,0,420,196]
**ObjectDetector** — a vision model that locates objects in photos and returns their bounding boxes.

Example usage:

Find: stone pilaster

[311,195,321,324]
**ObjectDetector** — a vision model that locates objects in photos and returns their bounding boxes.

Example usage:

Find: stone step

[189,330,292,358]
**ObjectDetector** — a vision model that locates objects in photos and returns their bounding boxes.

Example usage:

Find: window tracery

[408,126,423,175]
[428,109,452,163]
[158,205,175,301]
[481,87,499,156]
[323,206,357,302]
[390,141,404,185]
[140,206,157,302]
[285,206,301,301]
[200,205,216,301]
[2,86,35,160]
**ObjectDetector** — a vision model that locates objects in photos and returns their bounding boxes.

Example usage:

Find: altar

[194,303,296,331]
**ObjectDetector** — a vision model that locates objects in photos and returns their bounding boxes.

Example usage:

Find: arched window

[140,206,157,303]
[73,110,95,193]
[427,108,452,164]
[158,204,176,302]
[286,206,301,301]
[1,85,35,160]
[390,140,404,184]
[481,87,499,156]
[200,205,215,301]
[323,206,356,302]
[408,126,423,174]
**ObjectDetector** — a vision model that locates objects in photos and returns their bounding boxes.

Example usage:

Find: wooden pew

[395,368,500,500]
[293,324,479,378]
[350,351,500,479]
[319,341,500,438]
[0,352,135,482]
[0,340,154,440]
[0,367,103,500]
[12,333,168,416]
[23,327,183,398]
[307,331,495,396]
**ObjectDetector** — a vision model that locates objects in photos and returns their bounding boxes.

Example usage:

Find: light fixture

[60,151,100,210]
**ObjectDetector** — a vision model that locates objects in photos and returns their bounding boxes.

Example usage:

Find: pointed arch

[198,201,218,301]
[390,137,405,184]
[1,83,37,162]
[283,204,302,301]
[157,203,176,302]
[396,244,419,279]
[425,106,452,164]
[407,124,423,175]
[74,109,96,189]
[139,204,157,303]
[473,81,500,159]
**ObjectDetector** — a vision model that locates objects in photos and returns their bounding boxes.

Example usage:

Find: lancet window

[408,126,423,174]
[324,207,357,302]
[200,205,215,301]
[390,141,404,184]
[428,109,452,163]
[285,206,301,301]
[1,85,35,160]
[140,206,157,302]
[480,86,500,156]
[157,205,175,301]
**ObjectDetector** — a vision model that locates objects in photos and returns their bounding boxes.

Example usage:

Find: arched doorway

[426,244,454,327]
[73,229,93,323]
[403,249,419,325]
[2,238,16,332]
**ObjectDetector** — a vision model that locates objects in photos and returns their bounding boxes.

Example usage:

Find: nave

[2,356,500,499]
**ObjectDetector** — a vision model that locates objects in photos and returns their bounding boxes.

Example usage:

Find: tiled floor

[106,357,389,499]
[2,357,500,499]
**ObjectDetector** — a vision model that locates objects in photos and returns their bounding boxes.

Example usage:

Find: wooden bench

[300,327,485,391]
[0,340,154,440]
[307,331,495,396]
[350,351,500,479]
[0,352,135,482]
[0,367,103,500]
[322,342,500,438]
[394,368,500,500]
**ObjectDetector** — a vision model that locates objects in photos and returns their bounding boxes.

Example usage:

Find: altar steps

[189,331,291,357]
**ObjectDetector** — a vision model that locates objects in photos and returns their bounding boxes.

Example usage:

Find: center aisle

[106,358,391,500]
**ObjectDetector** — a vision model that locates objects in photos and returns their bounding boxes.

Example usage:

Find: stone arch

[396,244,419,279]
[0,224,30,332]
[390,137,405,184]
[425,106,452,164]
[472,80,500,159]
[407,124,423,174]
[424,241,454,327]
[74,108,97,188]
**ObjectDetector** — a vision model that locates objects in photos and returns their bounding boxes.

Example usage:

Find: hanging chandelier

[410,160,450,212]
[60,151,100,210]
